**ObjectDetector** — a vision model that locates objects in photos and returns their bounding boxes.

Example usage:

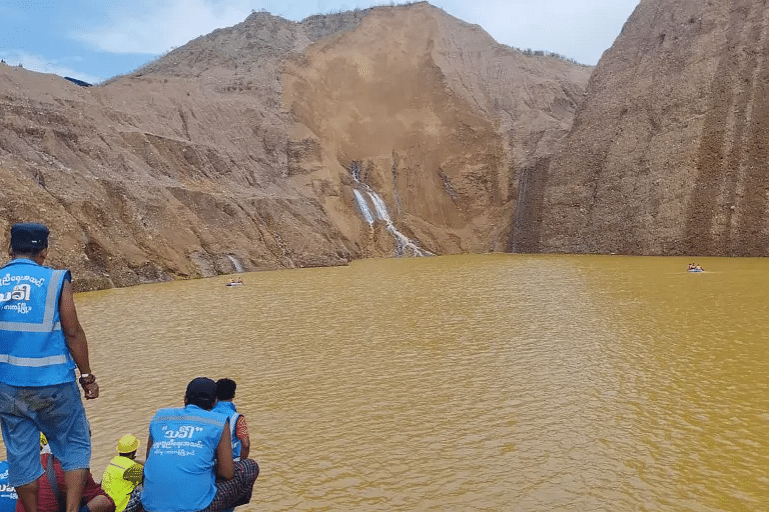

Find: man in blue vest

[0,223,100,512]
[212,379,250,462]
[125,377,258,512]
[212,379,250,512]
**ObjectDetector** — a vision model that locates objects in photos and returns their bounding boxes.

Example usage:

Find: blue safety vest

[141,405,228,512]
[0,461,17,511]
[212,401,242,461]
[0,259,75,386]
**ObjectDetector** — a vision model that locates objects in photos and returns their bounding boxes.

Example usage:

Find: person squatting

[0,223,259,512]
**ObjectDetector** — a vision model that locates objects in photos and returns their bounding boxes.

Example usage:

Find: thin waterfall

[353,189,375,225]
[368,192,390,221]
[350,162,432,257]
[364,188,432,257]
[227,254,244,273]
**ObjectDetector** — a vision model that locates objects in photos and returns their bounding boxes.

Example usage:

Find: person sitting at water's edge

[101,435,143,512]
[212,379,250,462]
[0,223,100,512]
[212,379,250,512]
[15,434,114,512]
[123,377,259,512]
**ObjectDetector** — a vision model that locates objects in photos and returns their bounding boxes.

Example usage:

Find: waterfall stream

[353,189,375,225]
[227,254,244,273]
[350,165,432,257]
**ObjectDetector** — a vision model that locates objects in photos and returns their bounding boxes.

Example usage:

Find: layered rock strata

[0,2,591,289]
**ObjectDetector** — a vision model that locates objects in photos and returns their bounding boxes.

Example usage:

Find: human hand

[79,374,100,399]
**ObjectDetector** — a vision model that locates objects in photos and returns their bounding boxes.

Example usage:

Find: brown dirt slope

[532,0,769,256]
[0,2,591,290]
[282,3,591,256]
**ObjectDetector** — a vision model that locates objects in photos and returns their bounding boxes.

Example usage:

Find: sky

[0,0,640,84]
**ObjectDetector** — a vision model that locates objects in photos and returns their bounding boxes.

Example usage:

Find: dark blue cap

[185,377,217,405]
[10,223,49,251]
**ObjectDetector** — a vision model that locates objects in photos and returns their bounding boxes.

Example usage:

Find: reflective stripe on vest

[229,412,242,461]
[102,456,139,512]
[0,262,74,385]
[212,401,242,460]
[0,354,69,366]
[142,406,228,512]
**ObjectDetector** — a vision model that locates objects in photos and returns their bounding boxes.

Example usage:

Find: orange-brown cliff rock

[531,0,769,256]
[0,2,591,289]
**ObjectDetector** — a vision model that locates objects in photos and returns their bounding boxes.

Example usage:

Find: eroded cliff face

[282,4,591,256]
[0,66,353,290]
[532,0,769,256]
[0,2,591,290]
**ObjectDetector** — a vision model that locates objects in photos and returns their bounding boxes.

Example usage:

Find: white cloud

[0,51,103,84]
[74,0,256,55]
[433,0,639,64]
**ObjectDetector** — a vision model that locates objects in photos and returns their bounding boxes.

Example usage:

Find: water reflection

[1,255,767,511]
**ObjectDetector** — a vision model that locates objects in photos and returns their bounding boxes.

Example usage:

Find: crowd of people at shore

[0,223,259,512]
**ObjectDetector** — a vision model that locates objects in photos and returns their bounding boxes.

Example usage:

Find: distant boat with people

[687,263,705,272]
[226,279,244,287]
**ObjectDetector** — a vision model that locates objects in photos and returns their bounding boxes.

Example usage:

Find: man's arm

[59,280,99,399]
[215,421,234,480]
[146,434,153,459]
[236,415,251,460]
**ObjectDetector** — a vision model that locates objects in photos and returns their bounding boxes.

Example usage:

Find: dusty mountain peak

[0,3,591,290]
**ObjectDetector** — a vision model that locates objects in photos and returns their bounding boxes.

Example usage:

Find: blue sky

[1,0,639,84]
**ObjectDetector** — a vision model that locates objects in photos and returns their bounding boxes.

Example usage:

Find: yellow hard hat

[116,434,140,453]
[39,433,48,447]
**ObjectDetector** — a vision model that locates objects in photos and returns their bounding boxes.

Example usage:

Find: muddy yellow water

[2,254,768,511]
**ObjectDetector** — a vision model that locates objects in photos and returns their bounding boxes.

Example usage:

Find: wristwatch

[79,373,96,384]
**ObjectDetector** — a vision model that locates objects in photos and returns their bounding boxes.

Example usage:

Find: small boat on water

[687,268,705,273]
[226,281,244,287]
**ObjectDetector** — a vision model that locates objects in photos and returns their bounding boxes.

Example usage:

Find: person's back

[141,404,227,511]
[211,379,250,462]
[101,436,143,512]
[0,223,100,512]
[212,379,251,512]
[124,377,259,512]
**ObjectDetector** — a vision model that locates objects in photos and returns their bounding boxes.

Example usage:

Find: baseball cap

[10,223,49,251]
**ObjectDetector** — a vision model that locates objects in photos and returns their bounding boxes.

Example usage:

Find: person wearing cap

[0,223,100,512]
[15,434,114,512]
[123,377,259,512]
[101,436,143,512]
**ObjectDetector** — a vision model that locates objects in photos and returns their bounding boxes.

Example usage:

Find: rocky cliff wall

[282,3,591,256]
[533,0,769,256]
[0,2,591,290]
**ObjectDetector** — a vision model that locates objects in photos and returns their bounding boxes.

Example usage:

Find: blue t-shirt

[0,461,18,512]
